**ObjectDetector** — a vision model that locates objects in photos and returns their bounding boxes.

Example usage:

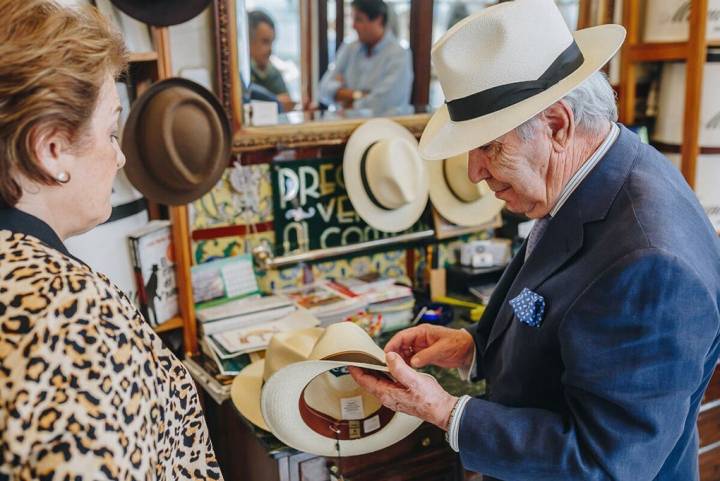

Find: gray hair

[515,70,618,140]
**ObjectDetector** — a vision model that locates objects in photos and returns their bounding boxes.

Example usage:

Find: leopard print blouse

[0,217,224,480]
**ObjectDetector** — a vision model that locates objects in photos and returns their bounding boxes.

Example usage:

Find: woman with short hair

[0,1,223,479]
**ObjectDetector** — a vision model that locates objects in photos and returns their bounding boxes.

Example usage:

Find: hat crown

[140,88,224,191]
[365,138,422,209]
[263,327,324,382]
[433,0,574,102]
[310,322,385,364]
[443,154,489,203]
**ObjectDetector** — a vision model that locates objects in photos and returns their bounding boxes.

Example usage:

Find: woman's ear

[29,124,72,179]
[542,100,575,152]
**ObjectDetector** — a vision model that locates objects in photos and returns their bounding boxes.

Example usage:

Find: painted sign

[271,157,428,256]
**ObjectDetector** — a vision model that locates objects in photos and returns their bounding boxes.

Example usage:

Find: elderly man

[318,0,412,116]
[349,1,720,480]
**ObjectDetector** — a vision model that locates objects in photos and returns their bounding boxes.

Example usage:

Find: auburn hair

[0,0,128,207]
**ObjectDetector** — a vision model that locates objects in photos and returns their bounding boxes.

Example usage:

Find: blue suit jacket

[462,125,720,481]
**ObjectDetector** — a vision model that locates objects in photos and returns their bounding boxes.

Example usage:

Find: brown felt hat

[122,78,230,206]
[110,0,212,27]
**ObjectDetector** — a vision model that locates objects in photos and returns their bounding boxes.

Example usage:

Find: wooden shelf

[128,51,159,63]
[627,42,689,62]
[154,316,184,333]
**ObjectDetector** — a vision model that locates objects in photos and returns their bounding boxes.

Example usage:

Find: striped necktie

[525,216,550,261]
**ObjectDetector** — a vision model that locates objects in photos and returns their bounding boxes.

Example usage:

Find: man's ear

[542,100,574,152]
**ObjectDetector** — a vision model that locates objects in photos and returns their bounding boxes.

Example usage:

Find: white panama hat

[261,322,425,457]
[419,0,626,161]
[344,119,430,233]
[231,312,322,431]
[428,152,504,226]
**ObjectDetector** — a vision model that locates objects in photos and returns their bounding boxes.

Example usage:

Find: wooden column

[681,0,708,188]
[618,0,640,124]
[409,0,433,107]
[318,0,329,81]
[335,0,344,53]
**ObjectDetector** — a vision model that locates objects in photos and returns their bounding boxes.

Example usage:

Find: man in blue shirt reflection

[318,0,413,116]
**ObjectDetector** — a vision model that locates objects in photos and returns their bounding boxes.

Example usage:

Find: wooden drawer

[700,443,720,481]
[327,422,454,475]
[699,406,720,448]
[342,448,460,481]
[703,368,720,404]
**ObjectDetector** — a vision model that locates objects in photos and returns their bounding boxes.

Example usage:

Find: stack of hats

[230,322,424,456]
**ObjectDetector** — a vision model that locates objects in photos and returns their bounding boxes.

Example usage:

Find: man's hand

[384,324,475,371]
[348,352,458,430]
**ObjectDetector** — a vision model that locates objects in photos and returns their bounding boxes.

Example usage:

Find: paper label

[363,414,381,434]
[221,260,258,298]
[340,396,364,420]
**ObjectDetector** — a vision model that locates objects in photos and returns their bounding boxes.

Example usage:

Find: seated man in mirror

[248,10,294,112]
[318,0,413,116]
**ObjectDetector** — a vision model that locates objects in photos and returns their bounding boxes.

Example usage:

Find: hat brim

[344,119,429,233]
[231,359,270,431]
[122,77,230,206]
[419,25,626,161]
[428,159,504,226]
[111,0,212,27]
[261,360,424,456]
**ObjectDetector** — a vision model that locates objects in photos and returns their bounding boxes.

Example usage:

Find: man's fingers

[385,352,420,390]
[384,325,429,355]
[409,341,446,368]
[349,366,394,394]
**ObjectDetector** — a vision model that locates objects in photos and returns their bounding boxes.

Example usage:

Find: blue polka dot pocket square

[509,288,546,328]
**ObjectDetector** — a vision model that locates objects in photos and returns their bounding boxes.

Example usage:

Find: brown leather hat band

[298,389,395,441]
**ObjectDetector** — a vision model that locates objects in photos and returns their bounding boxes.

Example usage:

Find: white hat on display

[428,152,504,226]
[343,119,429,233]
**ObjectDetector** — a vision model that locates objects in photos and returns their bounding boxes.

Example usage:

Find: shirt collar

[363,30,393,56]
[549,122,620,217]
[0,206,76,259]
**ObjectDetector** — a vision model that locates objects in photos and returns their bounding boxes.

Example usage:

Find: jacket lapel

[483,124,640,352]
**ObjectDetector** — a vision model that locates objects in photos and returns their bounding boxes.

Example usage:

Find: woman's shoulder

[0,230,136,332]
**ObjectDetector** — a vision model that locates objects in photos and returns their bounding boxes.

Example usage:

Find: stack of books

[281,282,367,327]
[196,294,318,376]
[330,273,416,334]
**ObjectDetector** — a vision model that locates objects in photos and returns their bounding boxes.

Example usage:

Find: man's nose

[468,150,490,183]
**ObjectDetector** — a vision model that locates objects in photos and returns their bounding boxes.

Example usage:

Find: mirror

[214,0,580,148]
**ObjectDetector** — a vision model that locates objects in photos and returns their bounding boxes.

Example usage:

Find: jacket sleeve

[457,248,719,480]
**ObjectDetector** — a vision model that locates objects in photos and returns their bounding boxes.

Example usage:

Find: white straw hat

[344,119,429,233]
[428,152,504,226]
[261,322,425,456]
[419,0,626,161]
[231,314,323,431]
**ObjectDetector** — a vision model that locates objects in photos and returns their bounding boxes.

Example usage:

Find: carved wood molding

[213,0,233,125]
[232,113,431,152]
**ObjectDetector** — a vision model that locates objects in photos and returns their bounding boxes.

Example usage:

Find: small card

[249,100,278,126]
[340,396,364,420]
[363,414,381,434]
[221,259,257,298]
